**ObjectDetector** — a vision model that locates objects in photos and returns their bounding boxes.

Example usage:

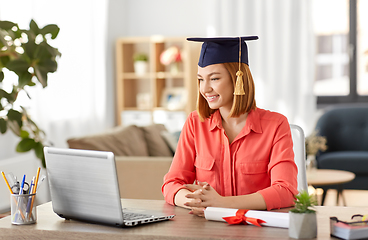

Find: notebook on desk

[44,147,175,227]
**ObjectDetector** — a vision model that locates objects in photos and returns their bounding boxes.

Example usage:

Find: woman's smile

[205,95,219,102]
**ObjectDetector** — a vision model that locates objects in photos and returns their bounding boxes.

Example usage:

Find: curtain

[207,0,317,134]
[0,0,109,158]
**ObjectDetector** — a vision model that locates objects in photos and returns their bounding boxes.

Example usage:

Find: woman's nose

[200,80,212,93]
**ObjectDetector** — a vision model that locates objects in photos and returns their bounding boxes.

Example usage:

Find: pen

[36,175,46,191]
[16,174,26,221]
[19,175,26,195]
[29,177,35,194]
[25,178,35,219]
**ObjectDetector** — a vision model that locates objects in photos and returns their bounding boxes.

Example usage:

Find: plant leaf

[23,41,37,60]
[7,120,20,136]
[18,71,33,88]
[0,55,11,69]
[0,89,11,101]
[34,42,52,60]
[34,66,48,87]
[16,138,36,152]
[0,118,7,134]
[0,20,16,30]
[29,19,40,36]
[34,142,44,161]
[6,59,30,75]
[41,24,60,39]
[19,129,29,138]
[7,109,23,128]
[39,59,58,73]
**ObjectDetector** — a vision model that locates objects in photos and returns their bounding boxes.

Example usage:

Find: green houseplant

[0,19,61,167]
[133,53,148,62]
[289,190,318,239]
[133,53,148,76]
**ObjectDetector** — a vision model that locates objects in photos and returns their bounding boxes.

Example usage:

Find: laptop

[44,147,175,227]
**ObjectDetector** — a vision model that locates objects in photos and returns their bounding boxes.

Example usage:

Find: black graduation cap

[187,36,259,95]
[186,36,258,67]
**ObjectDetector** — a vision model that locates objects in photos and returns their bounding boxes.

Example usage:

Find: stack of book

[330,216,368,240]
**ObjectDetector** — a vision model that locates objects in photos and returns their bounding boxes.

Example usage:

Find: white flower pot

[289,212,317,239]
[134,61,148,76]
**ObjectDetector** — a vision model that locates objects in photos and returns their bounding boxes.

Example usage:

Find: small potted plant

[289,190,318,239]
[305,130,327,172]
[133,53,148,76]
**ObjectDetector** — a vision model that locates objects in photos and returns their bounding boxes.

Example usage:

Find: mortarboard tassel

[234,37,245,95]
[234,70,245,95]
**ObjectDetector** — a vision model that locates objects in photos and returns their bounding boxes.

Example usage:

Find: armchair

[315,106,368,197]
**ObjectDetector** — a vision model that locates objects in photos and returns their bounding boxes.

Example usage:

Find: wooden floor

[314,188,368,207]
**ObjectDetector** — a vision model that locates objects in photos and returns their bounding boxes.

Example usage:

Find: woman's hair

[196,62,257,121]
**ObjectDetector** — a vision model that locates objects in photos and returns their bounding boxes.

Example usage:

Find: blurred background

[0,0,367,159]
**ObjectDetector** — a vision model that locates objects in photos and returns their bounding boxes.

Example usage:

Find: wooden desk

[307,169,356,206]
[0,199,367,239]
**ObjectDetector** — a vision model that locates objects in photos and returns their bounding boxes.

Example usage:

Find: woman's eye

[211,78,219,81]
[198,78,203,81]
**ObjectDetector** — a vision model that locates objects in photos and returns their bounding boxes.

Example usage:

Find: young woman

[162,37,298,217]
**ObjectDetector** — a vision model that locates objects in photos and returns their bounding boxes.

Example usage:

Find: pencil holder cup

[10,193,37,225]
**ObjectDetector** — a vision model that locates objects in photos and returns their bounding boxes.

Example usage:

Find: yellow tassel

[234,70,245,95]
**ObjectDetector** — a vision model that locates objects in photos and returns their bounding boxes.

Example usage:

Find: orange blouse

[162,108,298,210]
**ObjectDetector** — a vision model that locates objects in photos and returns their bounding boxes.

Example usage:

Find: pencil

[28,167,41,220]
[1,172,13,194]
[32,167,41,194]
[1,171,26,220]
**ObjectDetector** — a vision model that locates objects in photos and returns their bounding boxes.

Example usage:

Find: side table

[307,169,355,206]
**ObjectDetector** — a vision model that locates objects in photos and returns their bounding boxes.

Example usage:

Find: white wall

[105,0,212,129]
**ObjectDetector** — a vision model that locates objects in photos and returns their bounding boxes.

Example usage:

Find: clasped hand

[184,181,224,217]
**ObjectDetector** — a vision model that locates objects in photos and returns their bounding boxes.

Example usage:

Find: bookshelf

[115,36,200,130]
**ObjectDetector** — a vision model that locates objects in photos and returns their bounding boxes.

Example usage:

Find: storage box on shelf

[115,36,200,128]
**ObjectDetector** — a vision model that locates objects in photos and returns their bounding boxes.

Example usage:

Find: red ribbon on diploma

[223,209,266,227]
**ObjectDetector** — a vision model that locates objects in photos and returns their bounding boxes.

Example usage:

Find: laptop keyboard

[123,212,153,221]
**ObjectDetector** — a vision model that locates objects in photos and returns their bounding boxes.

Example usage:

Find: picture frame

[161,87,187,110]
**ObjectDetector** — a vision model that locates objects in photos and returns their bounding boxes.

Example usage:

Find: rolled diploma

[204,207,289,228]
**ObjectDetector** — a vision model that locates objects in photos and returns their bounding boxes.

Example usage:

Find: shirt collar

[208,109,263,135]
[243,108,263,135]
[209,110,222,131]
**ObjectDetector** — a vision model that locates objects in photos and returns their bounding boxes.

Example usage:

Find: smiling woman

[162,36,298,217]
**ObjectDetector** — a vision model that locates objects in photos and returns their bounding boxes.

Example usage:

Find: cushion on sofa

[67,125,150,156]
[160,130,180,153]
[140,124,173,157]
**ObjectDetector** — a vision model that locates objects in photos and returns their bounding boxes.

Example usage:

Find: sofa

[67,124,180,200]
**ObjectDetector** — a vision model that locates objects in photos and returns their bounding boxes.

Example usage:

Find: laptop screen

[44,147,124,226]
